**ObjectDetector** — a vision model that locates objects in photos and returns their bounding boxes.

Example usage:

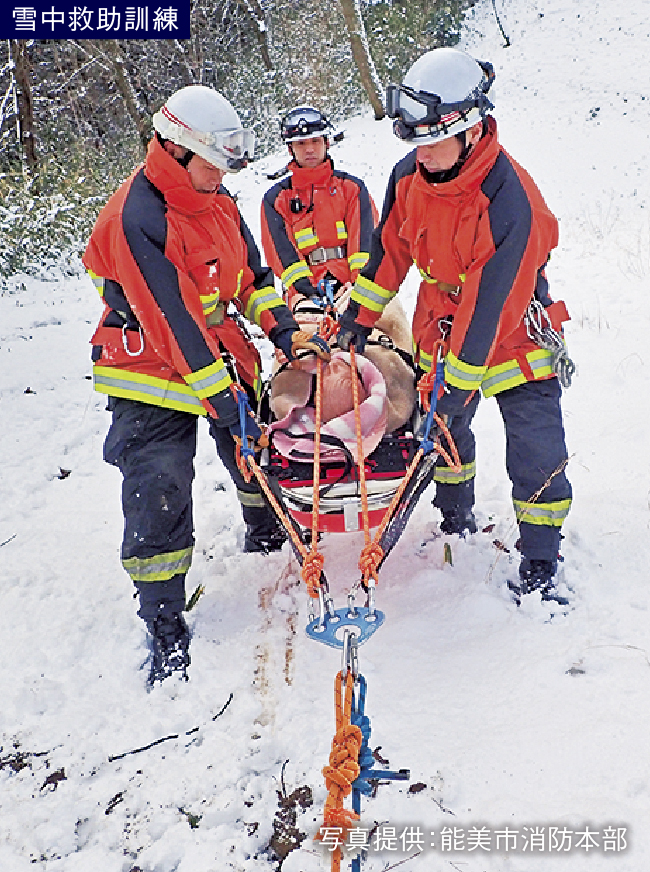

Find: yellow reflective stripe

[348,251,369,272]
[295,227,319,250]
[336,220,348,241]
[434,460,476,485]
[281,260,313,287]
[201,291,220,316]
[185,359,232,398]
[481,359,525,396]
[88,270,105,298]
[416,262,437,284]
[351,275,396,314]
[122,547,193,582]
[459,273,466,283]
[237,488,266,508]
[481,349,555,398]
[514,498,572,527]
[444,350,486,391]
[528,348,554,378]
[235,269,243,298]
[93,366,207,415]
[252,359,261,400]
[244,286,284,326]
[416,346,434,373]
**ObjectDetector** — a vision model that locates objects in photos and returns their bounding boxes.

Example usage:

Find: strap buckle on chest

[306,245,346,266]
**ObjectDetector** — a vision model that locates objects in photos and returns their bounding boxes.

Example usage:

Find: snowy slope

[1,1,650,870]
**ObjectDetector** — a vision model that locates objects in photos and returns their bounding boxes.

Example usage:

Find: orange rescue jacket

[261,157,377,297]
[84,137,297,419]
[348,118,569,411]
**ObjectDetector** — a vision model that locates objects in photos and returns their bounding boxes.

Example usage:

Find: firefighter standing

[261,106,377,310]
[338,48,573,605]
[84,85,329,685]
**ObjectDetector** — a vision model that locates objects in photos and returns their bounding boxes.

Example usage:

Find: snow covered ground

[1,0,650,870]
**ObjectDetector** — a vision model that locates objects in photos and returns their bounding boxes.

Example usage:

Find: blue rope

[351,676,373,798]
[236,389,255,461]
[420,360,445,455]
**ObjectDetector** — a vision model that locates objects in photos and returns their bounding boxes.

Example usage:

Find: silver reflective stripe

[94,371,204,410]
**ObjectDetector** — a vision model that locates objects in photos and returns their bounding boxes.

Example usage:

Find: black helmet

[280,106,332,142]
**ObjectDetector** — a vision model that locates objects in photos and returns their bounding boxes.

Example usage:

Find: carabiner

[122,324,144,357]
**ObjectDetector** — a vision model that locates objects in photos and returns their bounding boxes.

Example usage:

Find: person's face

[186,154,226,194]
[416,122,483,175]
[416,137,463,174]
[290,136,328,168]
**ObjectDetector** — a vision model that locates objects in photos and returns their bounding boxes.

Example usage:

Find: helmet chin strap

[177,148,195,169]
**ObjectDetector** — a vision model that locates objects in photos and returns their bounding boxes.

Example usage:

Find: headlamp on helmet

[280,106,332,143]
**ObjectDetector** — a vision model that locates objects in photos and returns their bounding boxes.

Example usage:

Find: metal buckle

[308,247,327,265]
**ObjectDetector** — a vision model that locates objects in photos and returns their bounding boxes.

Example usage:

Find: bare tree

[8,40,38,178]
[88,40,151,153]
[235,0,273,70]
[338,0,385,119]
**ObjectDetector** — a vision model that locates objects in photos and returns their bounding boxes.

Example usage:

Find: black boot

[146,612,191,686]
[242,506,287,554]
[440,506,477,536]
[512,558,569,606]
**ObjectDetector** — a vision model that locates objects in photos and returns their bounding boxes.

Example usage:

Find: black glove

[208,386,240,428]
[274,328,331,362]
[336,307,372,353]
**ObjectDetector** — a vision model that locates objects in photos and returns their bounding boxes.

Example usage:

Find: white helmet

[153,85,255,172]
[386,47,494,145]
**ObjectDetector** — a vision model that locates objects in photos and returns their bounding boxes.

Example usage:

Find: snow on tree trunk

[338,0,385,119]
[9,40,38,180]
[235,0,274,71]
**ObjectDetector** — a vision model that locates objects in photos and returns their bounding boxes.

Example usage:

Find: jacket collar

[289,156,334,189]
[144,136,217,215]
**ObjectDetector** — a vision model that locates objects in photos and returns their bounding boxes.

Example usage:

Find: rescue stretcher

[255,289,450,554]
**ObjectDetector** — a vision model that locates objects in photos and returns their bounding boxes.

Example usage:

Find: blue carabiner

[316,277,337,308]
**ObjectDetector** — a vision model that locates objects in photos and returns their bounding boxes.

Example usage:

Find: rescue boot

[244,522,287,553]
[242,506,287,554]
[511,558,569,606]
[439,506,477,536]
[146,612,191,686]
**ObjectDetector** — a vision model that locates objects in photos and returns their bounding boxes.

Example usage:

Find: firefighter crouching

[84,85,330,686]
[338,48,574,606]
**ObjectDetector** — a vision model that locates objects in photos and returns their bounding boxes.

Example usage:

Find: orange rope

[316,670,361,871]
[357,367,462,588]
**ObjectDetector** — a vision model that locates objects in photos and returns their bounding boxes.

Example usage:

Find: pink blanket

[270,351,388,464]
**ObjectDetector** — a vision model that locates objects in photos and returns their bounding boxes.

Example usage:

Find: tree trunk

[338,0,384,119]
[235,0,274,71]
[9,40,38,179]
[96,39,151,153]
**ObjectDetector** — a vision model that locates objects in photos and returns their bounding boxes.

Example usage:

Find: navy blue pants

[433,379,572,562]
[103,397,270,621]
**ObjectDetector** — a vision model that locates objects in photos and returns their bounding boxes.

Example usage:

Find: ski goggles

[208,128,255,170]
[187,126,255,170]
[281,107,330,141]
